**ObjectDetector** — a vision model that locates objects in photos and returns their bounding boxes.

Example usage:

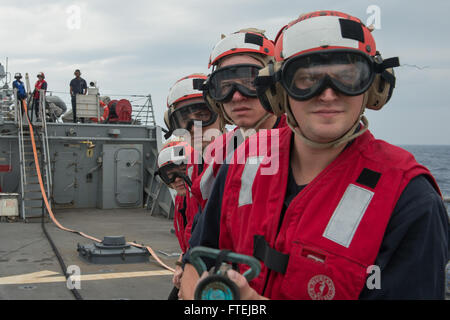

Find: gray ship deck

[0,208,180,300]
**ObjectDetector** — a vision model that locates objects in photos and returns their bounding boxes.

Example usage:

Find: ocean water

[400,145,450,212]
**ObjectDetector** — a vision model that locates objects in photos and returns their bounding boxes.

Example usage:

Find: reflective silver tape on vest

[187,166,194,180]
[238,156,264,207]
[199,164,214,200]
[323,184,374,248]
[200,142,241,200]
[187,166,194,197]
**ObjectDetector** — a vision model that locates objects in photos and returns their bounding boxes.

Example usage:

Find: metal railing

[39,90,53,197]
[15,89,27,219]
[0,87,15,123]
[131,95,156,126]
[14,89,53,219]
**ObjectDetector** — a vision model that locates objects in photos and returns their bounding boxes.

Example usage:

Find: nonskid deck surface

[0,208,180,300]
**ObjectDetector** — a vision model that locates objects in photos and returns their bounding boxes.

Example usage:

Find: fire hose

[190,246,261,300]
[21,99,175,279]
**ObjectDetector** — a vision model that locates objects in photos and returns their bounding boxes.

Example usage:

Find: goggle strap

[383,57,400,68]
[375,57,400,73]
[164,130,173,139]
[254,68,281,91]
[193,78,207,91]
[254,75,274,90]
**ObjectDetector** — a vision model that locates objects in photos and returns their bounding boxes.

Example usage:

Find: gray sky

[1,0,449,145]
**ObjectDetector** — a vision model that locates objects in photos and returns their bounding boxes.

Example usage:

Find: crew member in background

[192,11,449,300]
[179,28,287,299]
[12,73,27,116]
[164,73,225,299]
[156,139,194,300]
[69,69,87,123]
[31,72,47,122]
[99,100,109,123]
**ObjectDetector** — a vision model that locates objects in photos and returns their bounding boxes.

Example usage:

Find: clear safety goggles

[157,163,188,186]
[170,102,217,131]
[207,64,262,102]
[280,50,376,100]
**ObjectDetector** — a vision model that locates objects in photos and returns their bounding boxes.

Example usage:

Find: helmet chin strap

[286,92,369,149]
[178,172,193,188]
[239,112,273,138]
[220,106,236,125]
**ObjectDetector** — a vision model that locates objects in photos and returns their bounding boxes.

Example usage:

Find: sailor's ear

[366,54,399,110]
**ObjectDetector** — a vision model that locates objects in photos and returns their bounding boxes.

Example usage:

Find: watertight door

[100,144,143,209]
[115,147,142,206]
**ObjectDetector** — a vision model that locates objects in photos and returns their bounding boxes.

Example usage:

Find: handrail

[39,90,53,197]
[15,91,27,220]
[131,95,156,126]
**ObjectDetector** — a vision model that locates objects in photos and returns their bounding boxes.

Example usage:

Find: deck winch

[77,236,149,264]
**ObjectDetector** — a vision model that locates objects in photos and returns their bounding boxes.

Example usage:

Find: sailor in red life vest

[189,11,449,300]
[31,72,47,122]
[191,28,288,210]
[179,28,288,299]
[164,74,225,246]
[156,139,194,299]
[163,74,225,299]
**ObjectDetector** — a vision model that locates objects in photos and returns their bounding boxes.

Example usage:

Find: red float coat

[191,115,288,211]
[219,126,440,299]
[173,195,188,253]
[33,80,47,99]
